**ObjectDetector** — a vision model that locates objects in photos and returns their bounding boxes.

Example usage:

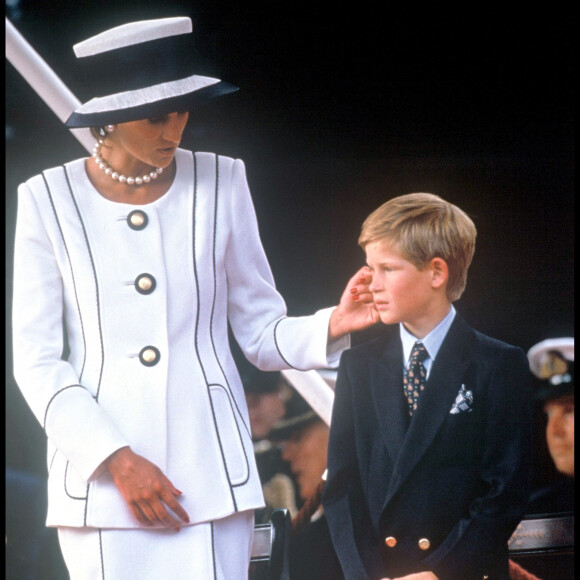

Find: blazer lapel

[383,316,476,505]
[370,333,410,462]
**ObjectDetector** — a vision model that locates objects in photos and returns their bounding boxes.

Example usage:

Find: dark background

[5,1,574,578]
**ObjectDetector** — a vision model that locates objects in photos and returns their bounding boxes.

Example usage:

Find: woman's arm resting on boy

[329,266,380,339]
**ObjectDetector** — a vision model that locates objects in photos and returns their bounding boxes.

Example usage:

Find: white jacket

[12,149,346,528]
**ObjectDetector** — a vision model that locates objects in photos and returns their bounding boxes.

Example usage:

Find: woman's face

[111,111,189,169]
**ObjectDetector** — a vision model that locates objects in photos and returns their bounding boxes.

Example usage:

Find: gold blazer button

[418,538,430,550]
[384,536,397,548]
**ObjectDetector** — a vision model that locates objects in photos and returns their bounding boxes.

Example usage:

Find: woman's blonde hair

[359,193,477,302]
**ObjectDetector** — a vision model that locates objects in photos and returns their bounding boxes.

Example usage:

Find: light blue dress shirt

[400,305,456,379]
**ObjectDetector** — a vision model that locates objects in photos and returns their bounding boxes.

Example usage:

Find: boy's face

[365,239,442,337]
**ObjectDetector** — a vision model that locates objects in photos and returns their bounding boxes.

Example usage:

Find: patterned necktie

[403,341,429,416]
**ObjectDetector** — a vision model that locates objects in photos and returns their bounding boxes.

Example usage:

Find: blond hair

[359,193,476,302]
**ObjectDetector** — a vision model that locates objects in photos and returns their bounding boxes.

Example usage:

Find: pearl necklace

[92,140,164,186]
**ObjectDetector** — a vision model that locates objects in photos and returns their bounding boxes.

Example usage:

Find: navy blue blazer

[323,315,532,580]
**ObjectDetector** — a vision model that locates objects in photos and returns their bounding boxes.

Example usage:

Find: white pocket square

[450,384,473,414]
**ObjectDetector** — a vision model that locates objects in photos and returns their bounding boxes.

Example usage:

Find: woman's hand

[381,573,439,580]
[329,266,380,339]
[105,446,190,531]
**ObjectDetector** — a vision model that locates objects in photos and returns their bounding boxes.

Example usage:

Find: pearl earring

[105,124,116,133]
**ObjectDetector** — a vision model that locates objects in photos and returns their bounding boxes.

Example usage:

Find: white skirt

[58,510,254,580]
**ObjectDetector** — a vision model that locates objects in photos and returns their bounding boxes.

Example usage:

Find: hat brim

[534,381,574,402]
[65,79,238,128]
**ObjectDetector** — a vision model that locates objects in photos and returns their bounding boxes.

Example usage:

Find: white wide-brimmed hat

[65,16,238,128]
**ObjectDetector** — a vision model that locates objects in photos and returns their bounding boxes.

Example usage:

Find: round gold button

[139,346,160,366]
[418,538,430,550]
[127,210,148,230]
[384,536,397,548]
[135,274,156,295]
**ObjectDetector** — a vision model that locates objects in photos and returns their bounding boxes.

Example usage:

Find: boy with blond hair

[323,193,532,580]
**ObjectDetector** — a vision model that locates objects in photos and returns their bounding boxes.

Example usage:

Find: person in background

[5,467,50,579]
[244,368,290,443]
[11,16,378,580]
[239,360,299,523]
[269,389,345,580]
[526,337,574,514]
[507,337,574,580]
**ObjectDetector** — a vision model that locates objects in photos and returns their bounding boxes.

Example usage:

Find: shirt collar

[400,305,456,363]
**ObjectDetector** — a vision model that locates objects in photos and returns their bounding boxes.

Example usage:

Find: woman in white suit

[11,16,378,580]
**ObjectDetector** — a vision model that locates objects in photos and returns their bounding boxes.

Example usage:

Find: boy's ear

[429,257,448,289]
